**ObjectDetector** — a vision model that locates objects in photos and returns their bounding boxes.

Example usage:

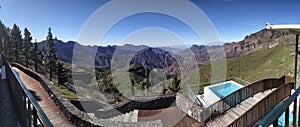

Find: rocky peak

[224,29,286,58]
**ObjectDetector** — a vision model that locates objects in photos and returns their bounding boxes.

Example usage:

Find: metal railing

[201,76,286,122]
[1,53,53,127]
[258,83,300,127]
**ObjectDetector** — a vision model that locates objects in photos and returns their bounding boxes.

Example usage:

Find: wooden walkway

[14,68,75,127]
[206,89,275,127]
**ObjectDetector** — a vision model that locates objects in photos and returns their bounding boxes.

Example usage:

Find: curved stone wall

[12,63,97,126]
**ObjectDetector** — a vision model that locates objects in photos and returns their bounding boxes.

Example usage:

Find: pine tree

[58,62,69,87]
[0,20,9,54]
[33,39,38,71]
[23,28,32,67]
[45,27,57,81]
[2,28,10,56]
[37,50,45,73]
[10,24,22,62]
[0,21,6,52]
[168,76,181,92]
[0,37,2,51]
[0,20,11,59]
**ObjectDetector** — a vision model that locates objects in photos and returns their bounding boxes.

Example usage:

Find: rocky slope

[224,29,286,58]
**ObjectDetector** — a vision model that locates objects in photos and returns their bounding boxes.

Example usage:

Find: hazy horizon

[45,37,230,50]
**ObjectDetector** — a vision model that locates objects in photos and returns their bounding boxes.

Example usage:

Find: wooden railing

[1,53,53,127]
[228,82,293,126]
[201,76,286,122]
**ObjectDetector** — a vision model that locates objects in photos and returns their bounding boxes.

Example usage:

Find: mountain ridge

[37,29,288,74]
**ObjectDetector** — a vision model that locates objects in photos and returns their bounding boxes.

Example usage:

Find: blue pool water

[209,81,242,98]
[278,111,293,126]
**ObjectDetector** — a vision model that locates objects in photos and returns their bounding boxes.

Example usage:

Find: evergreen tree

[131,79,135,95]
[2,28,10,56]
[45,27,57,81]
[36,50,45,73]
[168,76,181,92]
[0,21,9,54]
[0,37,2,51]
[33,39,38,71]
[0,20,8,52]
[23,28,32,67]
[0,21,9,58]
[57,62,69,87]
[10,24,22,62]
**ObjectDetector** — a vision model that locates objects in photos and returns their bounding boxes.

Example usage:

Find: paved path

[14,68,75,127]
[0,69,20,126]
[138,106,201,127]
[108,110,139,122]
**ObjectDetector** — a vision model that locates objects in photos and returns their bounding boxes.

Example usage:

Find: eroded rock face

[224,29,285,58]
[130,47,177,69]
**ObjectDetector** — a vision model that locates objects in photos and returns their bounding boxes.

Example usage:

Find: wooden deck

[14,68,75,127]
[206,89,275,127]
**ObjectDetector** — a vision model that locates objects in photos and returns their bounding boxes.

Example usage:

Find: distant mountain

[166,29,288,73]
[130,47,177,69]
[37,29,288,74]
[38,39,77,63]
[37,40,178,70]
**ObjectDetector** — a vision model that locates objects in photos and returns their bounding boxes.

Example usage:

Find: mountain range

[37,29,288,74]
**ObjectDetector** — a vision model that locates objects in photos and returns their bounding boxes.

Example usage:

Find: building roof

[266,23,300,34]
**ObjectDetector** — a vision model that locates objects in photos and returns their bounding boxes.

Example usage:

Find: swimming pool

[278,111,293,126]
[208,81,243,98]
[202,81,244,106]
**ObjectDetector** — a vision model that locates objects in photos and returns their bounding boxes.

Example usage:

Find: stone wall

[175,93,204,126]
[12,63,98,126]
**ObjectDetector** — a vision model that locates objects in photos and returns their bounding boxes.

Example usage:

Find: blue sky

[1,0,300,46]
